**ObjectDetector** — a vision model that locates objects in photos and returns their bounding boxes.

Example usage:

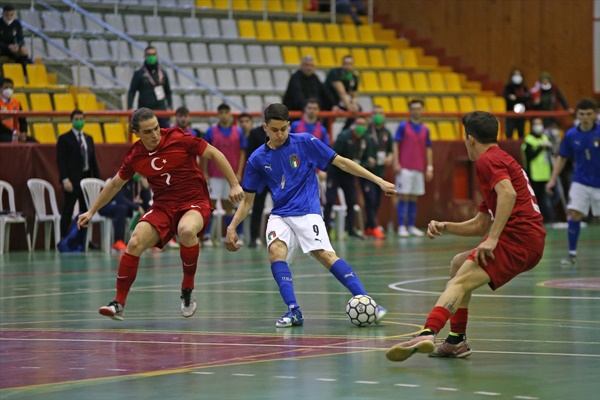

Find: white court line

[316,378,337,382]
[190,371,214,375]
[232,373,254,377]
[474,391,501,396]
[355,381,379,384]
[514,396,538,400]
[106,368,127,372]
[274,376,296,379]
[437,387,458,391]
[389,277,600,300]
[394,383,420,388]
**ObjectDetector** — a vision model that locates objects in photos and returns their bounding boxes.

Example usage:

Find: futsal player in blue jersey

[546,98,600,265]
[225,103,396,327]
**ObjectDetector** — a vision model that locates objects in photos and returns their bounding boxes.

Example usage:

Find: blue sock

[567,219,580,255]
[329,259,366,296]
[271,261,298,308]
[396,200,406,227]
[408,201,417,227]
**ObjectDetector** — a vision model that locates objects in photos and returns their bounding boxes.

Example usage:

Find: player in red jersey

[386,111,546,362]
[78,108,244,321]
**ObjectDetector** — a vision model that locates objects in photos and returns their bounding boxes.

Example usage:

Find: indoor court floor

[1,225,599,400]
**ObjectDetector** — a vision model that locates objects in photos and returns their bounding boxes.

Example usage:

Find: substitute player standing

[224,104,396,327]
[386,111,546,362]
[78,108,243,321]
[546,98,600,265]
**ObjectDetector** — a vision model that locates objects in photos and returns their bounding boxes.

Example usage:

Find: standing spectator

[530,72,571,127]
[245,120,269,248]
[393,99,433,237]
[56,109,100,240]
[0,77,26,142]
[290,98,331,146]
[546,99,600,266]
[323,117,370,238]
[173,106,202,138]
[283,56,336,112]
[325,55,360,129]
[127,45,173,128]
[503,68,530,139]
[361,105,393,239]
[238,112,253,139]
[0,5,29,73]
[521,118,554,222]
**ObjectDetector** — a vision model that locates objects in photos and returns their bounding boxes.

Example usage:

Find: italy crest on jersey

[267,230,277,241]
[289,154,300,168]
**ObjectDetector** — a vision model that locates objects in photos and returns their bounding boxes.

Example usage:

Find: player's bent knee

[268,239,288,263]
[568,210,584,221]
[311,250,338,268]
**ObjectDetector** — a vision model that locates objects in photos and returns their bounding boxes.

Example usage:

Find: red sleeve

[118,145,137,181]
[476,153,511,193]
[173,129,208,156]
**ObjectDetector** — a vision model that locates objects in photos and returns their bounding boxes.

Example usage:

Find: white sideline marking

[106,368,127,372]
[394,383,420,388]
[355,381,379,384]
[316,378,337,382]
[514,397,538,399]
[190,371,214,375]
[232,373,254,377]
[274,376,296,379]
[437,387,458,391]
[20,366,40,369]
[475,391,501,396]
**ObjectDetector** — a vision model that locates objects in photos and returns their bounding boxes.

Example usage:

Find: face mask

[73,120,85,131]
[145,55,158,65]
[373,114,384,125]
[511,75,523,85]
[541,83,552,90]
[532,125,544,135]
[343,72,353,81]
[354,125,367,136]
[2,88,13,98]
[551,129,560,136]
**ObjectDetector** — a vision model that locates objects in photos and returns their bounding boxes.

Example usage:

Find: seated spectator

[530,72,571,126]
[0,4,29,73]
[503,68,530,139]
[173,106,202,138]
[317,0,366,24]
[325,55,360,129]
[0,77,27,142]
[283,55,337,113]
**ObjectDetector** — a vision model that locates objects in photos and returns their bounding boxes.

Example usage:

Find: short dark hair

[576,98,598,112]
[144,45,156,54]
[130,107,156,132]
[70,109,84,121]
[0,77,13,86]
[409,99,424,108]
[304,97,320,107]
[238,112,252,120]
[462,111,498,144]
[217,103,231,112]
[2,5,15,12]
[175,106,189,116]
[264,103,289,123]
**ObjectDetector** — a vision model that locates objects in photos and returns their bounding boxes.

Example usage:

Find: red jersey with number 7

[476,146,546,253]
[118,127,211,206]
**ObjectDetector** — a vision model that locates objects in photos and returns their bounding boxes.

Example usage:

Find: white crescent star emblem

[151,157,165,171]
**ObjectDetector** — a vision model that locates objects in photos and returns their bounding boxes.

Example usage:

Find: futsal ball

[346,295,378,327]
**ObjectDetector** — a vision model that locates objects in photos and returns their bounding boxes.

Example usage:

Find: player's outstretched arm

[225,192,256,252]
[430,212,491,239]
[202,143,243,203]
[332,155,396,195]
[77,174,127,229]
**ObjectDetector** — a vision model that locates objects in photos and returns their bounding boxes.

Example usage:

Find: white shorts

[567,182,600,216]
[208,177,230,201]
[265,214,335,266]
[395,169,425,196]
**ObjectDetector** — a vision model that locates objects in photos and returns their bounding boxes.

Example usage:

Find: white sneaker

[180,288,197,318]
[408,226,425,237]
[398,225,409,237]
[201,237,213,247]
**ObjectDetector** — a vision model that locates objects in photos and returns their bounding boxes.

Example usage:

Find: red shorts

[138,202,212,248]
[467,238,543,290]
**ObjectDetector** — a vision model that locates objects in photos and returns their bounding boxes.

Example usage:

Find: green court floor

[1,226,599,400]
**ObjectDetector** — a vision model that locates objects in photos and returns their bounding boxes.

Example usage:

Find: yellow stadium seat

[30,93,53,111]
[474,96,491,112]
[400,49,419,68]
[85,122,104,143]
[357,25,375,43]
[231,0,249,10]
[351,48,369,68]
[334,47,351,65]
[340,24,358,43]
[427,122,439,140]
[385,49,402,68]
[282,0,300,12]
[255,20,274,41]
[12,92,28,110]
[317,47,336,68]
[196,0,213,7]
[444,72,462,92]
[299,46,318,65]
[282,46,300,64]
[290,22,308,41]
[372,96,391,113]
[412,72,430,93]
[441,97,458,113]
[2,63,25,87]
[490,96,506,113]
[368,48,386,68]
[266,0,282,12]
[53,93,75,112]
[104,122,127,144]
[324,23,342,43]
[437,121,457,140]
[307,22,326,42]
[247,0,263,11]
[378,71,397,93]
[360,71,379,92]
[424,96,442,112]
[395,71,413,92]
[428,72,445,92]
[57,123,72,136]
[33,123,56,143]
[458,96,475,112]
[76,93,98,111]
[238,20,256,39]
[273,21,291,41]
[213,0,229,8]
[390,96,408,113]
[26,64,49,88]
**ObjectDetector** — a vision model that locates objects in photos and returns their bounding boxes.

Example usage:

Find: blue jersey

[559,123,600,188]
[243,133,337,216]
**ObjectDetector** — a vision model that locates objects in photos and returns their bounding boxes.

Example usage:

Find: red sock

[180,242,199,290]
[424,306,451,334]
[450,308,469,334]
[115,252,140,306]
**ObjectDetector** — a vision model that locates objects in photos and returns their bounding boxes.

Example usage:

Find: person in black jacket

[245,123,269,248]
[127,45,173,128]
[283,56,337,113]
[0,5,29,73]
[503,68,530,139]
[56,109,100,238]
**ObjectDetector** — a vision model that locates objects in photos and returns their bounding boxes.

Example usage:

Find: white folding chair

[27,179,61,250]
[80,178,113,253]
[333,188,364,239]
[210,199,226,244]
[0,181,32,254]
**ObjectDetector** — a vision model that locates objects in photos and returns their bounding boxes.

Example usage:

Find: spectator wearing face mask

[530,72,571,127]
[0,77,27,142]
[503,68,530,139]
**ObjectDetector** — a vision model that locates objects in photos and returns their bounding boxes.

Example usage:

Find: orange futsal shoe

[371,227,386,239]
[112,240,127,251]
[386,333,436,362]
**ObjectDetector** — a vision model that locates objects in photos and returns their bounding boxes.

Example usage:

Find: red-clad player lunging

[386,111,546,362]
[78,108,243,321]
